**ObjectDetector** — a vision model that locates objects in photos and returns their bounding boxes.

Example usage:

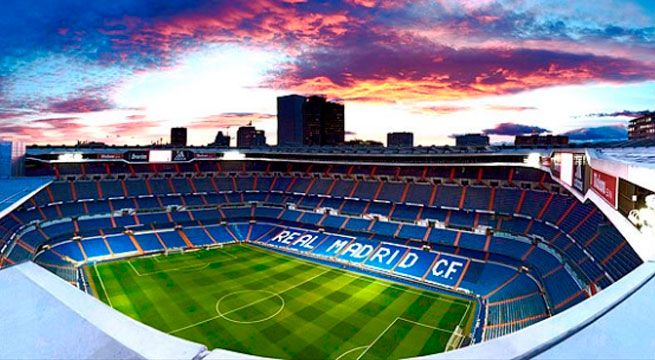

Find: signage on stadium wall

[258,228,469,288]
[97,153,123,160]
[591,169,617,208]
[195,153,218,159]
[572,153,587,193]
[125,151,149,162]
[172,150,193,162]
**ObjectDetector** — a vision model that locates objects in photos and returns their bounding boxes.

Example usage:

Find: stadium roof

[0,177,51,219]
[592,147,655,168]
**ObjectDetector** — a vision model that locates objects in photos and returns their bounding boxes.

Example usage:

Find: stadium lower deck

[0,160,643,356]
[87,244,476,359]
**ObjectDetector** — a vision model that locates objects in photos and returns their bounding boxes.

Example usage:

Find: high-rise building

[0,140,25,178]
[455,133,490,147]
[211,131,231,147]
[629,114,655,140]
[277,95,306,146]
[277,94,344,146]
[387,132,414,147]
[316,98,345,146]
[170,127,187,147]
[237,126,267,148]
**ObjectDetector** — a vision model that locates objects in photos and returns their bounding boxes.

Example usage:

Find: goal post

[164,247,185,256]
[445,325,464,352]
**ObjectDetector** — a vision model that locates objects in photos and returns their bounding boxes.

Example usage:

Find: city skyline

[1,1,654,146]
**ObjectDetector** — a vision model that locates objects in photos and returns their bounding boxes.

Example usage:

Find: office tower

[237,126,266,147]
[277,94,344,146]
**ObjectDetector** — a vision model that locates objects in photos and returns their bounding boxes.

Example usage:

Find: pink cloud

[45,95,114,113]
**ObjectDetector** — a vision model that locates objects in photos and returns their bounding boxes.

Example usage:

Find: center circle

[215,290,285,324]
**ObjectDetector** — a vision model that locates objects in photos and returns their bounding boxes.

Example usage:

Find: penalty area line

[127,257,232,277]
[356,317,399,360]
[94,264,113,308]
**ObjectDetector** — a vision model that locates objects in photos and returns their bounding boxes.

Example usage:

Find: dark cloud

[583,109,653,118]
[562,124,628,142]
[483,122,550,136]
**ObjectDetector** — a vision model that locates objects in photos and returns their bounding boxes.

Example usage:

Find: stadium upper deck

[0,144,653,359]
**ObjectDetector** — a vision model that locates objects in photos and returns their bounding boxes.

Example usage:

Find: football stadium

[2,1,655,359]
[1,145,654,359]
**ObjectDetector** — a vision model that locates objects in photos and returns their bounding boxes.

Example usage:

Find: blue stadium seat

[158,231,186,249]
[133,233,165,252]
[352,181,378,200]
[434,185,462,208]
[343,217,371,232]
[404,183,433,205]
[81,238,111,258]
[397,224,426,240]
[205,226,238,244]
[377,182,405,202]
[53,241,85,262]
[100,181,124,198]
[370,221,398,237]
[331,179,355,197]
[307,178,332,195]
[172,178,193,194]
[391,204,419,222]
[493,187,520,215]
[105,234,138,254]
[463,186,491,210]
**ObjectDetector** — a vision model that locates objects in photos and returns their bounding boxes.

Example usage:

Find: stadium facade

[0,144,653,359]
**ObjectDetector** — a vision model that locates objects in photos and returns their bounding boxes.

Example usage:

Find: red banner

[591,169,617,207]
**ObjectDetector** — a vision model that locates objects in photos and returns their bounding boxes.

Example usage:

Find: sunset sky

[0,0,653,146]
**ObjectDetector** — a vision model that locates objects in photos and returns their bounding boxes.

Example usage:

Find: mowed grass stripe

[107,262,179,332]
[87,244,476,359]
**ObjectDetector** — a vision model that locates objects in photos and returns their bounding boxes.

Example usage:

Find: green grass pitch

[86,244,476,359]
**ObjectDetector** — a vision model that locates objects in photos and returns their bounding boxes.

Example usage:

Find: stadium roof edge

[0,177,52,220]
